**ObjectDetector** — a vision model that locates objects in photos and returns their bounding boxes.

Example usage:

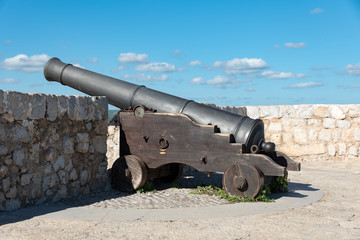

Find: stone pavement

[0,160,359,239]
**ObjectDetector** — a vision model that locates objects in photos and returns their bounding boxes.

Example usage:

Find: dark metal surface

[44,57,270,153]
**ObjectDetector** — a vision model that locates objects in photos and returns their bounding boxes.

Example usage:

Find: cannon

[44,57,300,197]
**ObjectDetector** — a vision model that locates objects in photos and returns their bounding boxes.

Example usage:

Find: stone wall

[246,104,360,161]
[0,90,108,211]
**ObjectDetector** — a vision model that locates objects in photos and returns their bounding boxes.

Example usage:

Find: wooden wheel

[111,155,148,192]
[223,162,264,198]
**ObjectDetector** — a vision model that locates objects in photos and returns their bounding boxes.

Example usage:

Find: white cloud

[122,73,168,82]
[207,75,230,85]
[213,58,269,74]
[118,52,149,63]
[135,62,177,72]
[261,71,294,79]
[246,88,255,92]
[274,44,281,49]
[284,82,323,89]
[0,78,19,84]
[345,62,360,76]
[4,40,11,44]
[190,77,204,84]
[0,54,51,72]
[88,57,99,63]
[261,71,308,79]
[190,75,242,88]
[188,60,202,66]
[311,8,325,14]
[173,49,181,54]
[284,42,306,48]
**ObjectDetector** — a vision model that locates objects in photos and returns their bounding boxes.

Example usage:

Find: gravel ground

[0,160,360,240]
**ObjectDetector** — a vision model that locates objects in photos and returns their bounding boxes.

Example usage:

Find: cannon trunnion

[44,57,301,198]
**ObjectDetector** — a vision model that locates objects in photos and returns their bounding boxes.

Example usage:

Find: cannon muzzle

[44,57,273,153]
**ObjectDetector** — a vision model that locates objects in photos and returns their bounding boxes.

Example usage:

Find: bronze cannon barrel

[44,57,273,153]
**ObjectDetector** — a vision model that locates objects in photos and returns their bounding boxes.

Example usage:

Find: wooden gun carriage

[44,57,300,197]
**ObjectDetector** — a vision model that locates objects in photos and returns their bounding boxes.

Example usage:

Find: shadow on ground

[0,171,319,226]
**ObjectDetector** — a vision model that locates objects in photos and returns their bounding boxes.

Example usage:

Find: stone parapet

[0,89,108,211]
[246,104,360,161]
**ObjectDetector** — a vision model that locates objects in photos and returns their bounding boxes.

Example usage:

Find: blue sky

[1,0,360,109]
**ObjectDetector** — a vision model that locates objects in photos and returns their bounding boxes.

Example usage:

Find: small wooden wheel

[159,163,184,183]
[111,155,148,192]
[223,162,264,198]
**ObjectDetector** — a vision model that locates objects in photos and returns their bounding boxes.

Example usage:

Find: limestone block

[53,156,65,172]
[43,164,53,176]
[21,174,32,186]
[282,133,292,143]
[0,145,8,155]
[279,105,297,119]
[330,105,346,119]
[29,93,46,119]
[246,106,260,118]
[308,119,321,127]
[336,120,351,129]
[323,118,336,129]
[348,146,358,157]
[327,144,336,156]
[94,120,107,135]
[313,105,330,118]
[269,133,281,144]
[319,129,332,142]
[294,128,307,144]
[308,129,318,141]
[0,123,5,142]
[6,186,17,199]
[268,122,282,132]
[46,94,58,121]
[76,142,89,153]
[5,199,21,211]
[0,90,4,114]
[341,129,355,142]
[45,147,57,162]
[68,96,79,121]
[63,136,75,154]
[94,96,108,121]
[92,135,107,153]
[259,105,280,119]
[332,129,342,142]
[348,106,360,118]
[42,173,59,191]
[69,181,81,196]
[355,129,360,141]
[58,170,68,185]
[13,148,25,166]
[5,91,29,120]
[298,105,314,119]
[77,96,89,121]
[69,169,78,181]
[0,165,8,178]
[2,178,10,192]
[10,125,30,143]
[279,143,325,156]
[338,143,347,156]
[76,133,89,143]
[57,95,69,118]
[80,170,89,186]
[291,119,307,127]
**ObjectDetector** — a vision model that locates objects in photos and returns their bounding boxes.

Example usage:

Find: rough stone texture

[0,90,108,211]
[245,104,360,161]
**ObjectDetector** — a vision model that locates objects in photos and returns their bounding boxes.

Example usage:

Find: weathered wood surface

[119,112,285,176]
[223,162,264,198]
[111,155,148,191]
